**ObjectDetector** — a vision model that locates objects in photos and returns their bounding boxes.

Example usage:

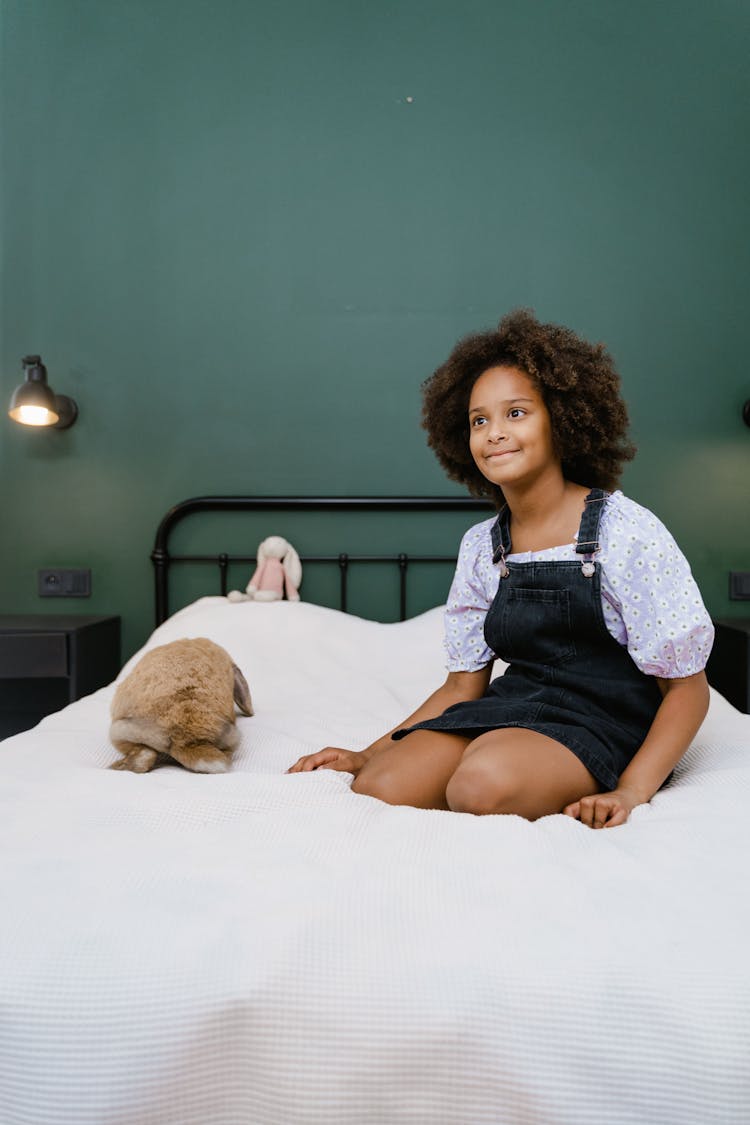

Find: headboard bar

[151,495,492,625]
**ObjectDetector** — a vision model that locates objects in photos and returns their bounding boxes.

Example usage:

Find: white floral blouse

[444,491,714,678]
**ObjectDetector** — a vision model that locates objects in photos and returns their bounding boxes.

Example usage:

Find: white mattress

[1,597,749,1124]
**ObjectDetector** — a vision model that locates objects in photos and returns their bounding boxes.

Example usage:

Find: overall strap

[575,488,610,576]
[575,488,609,556]
[490,506,511,576]
[490,489,610,578]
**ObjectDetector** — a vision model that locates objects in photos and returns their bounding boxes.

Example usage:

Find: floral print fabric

[444,491,714,678]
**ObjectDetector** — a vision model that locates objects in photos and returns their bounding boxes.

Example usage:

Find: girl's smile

[468,365,558,490]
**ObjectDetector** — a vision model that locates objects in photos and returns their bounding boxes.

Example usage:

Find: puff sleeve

[598,496,714,678]
[443,519,499,672]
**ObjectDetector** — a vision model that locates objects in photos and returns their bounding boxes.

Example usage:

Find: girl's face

[468,365,559,490]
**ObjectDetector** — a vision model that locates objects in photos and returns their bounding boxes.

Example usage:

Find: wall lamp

[8,356,78,429]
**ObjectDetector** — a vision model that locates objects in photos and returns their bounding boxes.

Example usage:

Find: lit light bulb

[8,356,78,429]
[14,404,58,426]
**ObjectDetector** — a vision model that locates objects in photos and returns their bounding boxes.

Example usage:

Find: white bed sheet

[1,597,749,1124]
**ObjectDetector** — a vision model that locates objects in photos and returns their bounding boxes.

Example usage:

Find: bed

[1,495,749,1125]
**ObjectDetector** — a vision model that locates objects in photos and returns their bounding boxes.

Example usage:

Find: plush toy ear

[256,539,270,565]
[282,545,302,590]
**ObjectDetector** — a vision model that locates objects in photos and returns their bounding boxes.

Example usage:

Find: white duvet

[1,597,749,1125]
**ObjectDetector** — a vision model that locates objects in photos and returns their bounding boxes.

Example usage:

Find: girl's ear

[282,546,302,590]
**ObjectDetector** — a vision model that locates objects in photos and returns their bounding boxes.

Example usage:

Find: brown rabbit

[109,638,253,773]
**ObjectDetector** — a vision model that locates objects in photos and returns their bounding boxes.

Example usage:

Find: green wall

[1,0,749,662]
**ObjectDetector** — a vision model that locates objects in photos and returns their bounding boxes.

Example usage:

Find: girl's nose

[489,430,507,443]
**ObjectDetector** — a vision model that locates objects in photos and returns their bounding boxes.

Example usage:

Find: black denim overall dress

[393,489,662,790]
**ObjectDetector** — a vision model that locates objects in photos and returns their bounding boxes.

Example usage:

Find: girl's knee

[445,760,521,816]
[351,760,400,804]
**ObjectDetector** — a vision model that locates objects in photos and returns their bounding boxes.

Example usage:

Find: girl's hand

[563,786,644,829]
[286,747,365,775]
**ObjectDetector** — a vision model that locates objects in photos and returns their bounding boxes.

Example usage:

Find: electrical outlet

[729,572,750,600]
[39,568,91,597]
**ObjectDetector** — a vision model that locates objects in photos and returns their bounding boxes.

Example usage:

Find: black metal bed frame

[151,495,492,626]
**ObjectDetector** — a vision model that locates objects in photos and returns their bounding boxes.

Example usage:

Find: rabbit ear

[256,539,268,566]
[282,546,302,590]
[232,664,253,716]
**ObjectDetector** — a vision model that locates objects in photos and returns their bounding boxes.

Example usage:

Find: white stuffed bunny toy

[227,536,302,603]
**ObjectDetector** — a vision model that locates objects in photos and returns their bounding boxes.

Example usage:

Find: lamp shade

[8,356,77,428]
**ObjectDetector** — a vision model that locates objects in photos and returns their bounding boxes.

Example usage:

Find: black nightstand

[0,615,121,738]
[706,618,750,714]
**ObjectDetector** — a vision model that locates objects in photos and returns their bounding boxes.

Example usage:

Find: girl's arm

[287,667,492,773]
[564,670,710,828]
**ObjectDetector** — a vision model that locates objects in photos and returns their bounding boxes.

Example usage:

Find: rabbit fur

[109,637,253,774]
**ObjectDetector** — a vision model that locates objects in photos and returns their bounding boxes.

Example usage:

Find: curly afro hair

[422,308,636,507]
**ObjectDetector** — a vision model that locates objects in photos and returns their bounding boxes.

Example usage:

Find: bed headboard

[151,495,492,626]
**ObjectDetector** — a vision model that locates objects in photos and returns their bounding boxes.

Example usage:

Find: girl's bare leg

[445,728,601,819]
[352,730,471,810]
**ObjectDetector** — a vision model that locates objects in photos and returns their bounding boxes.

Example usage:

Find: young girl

[288,310,714,828]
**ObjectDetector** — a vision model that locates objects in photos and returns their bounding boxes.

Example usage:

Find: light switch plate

[39,568,92,597]
[729,571,750,600]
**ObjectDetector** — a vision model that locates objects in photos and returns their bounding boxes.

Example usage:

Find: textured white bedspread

[1,598,748,1125]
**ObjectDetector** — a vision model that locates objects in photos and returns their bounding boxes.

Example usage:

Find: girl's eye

[508,408,526,419]
[470,416,486,427]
